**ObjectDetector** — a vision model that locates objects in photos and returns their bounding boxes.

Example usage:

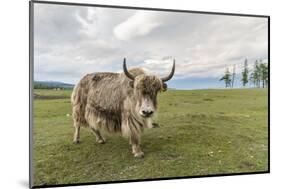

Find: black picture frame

[29,1,270,188]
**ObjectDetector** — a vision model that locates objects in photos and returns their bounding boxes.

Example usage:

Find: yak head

[123,58,175,118]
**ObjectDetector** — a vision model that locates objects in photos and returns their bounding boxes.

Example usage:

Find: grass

[32,88,268,186]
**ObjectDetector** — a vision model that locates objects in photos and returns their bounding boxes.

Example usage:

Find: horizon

[34,77,265,90]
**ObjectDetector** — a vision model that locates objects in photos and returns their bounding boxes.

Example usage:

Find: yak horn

[161,59,175,82]
[123,58,135,80]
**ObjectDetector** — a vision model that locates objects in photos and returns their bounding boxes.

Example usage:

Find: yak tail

[71,84,87,125]
[71,85,79,106]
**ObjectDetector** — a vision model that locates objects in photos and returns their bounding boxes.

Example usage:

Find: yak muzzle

[141,110,154,117]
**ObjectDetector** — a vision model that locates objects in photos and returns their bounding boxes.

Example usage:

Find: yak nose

[142,110,154,117]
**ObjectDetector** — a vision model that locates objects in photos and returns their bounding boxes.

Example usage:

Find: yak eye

[142,92,148,96]
[129,81,134,88]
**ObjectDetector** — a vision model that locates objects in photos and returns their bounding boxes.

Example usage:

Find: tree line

[220,59,268,88]
[34,83,54,89]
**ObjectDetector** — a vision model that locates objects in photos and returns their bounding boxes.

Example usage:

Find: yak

[71,58,175,157]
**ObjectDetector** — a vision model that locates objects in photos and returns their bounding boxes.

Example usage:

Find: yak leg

[86,112,106,144]
[121,110,144,158]
[130,132,144,158]
[73,122,81,144]
[91,128,105,144]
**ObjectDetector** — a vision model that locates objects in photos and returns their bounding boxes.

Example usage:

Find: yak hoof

[134,151,144,158]
[96,139,105,144]
[73,140,80,144]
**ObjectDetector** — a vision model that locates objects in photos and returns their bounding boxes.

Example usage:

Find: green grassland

[33,88,268,186]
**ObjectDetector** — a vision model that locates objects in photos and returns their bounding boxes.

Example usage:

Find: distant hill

[34,81,75,89]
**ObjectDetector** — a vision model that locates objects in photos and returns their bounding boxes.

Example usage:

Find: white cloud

[113,11,164,41]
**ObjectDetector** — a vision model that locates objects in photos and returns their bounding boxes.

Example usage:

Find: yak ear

[129,80,134,88]
[162,83,168,92]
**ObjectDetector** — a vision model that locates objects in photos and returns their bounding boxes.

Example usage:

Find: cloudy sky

[34,3,268,89]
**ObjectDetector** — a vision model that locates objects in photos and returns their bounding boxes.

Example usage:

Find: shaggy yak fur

[71,59,175,158]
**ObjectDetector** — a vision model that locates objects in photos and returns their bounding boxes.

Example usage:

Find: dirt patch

[239,161,255,169]
[34,93,69,100]
[203,98,214,101]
